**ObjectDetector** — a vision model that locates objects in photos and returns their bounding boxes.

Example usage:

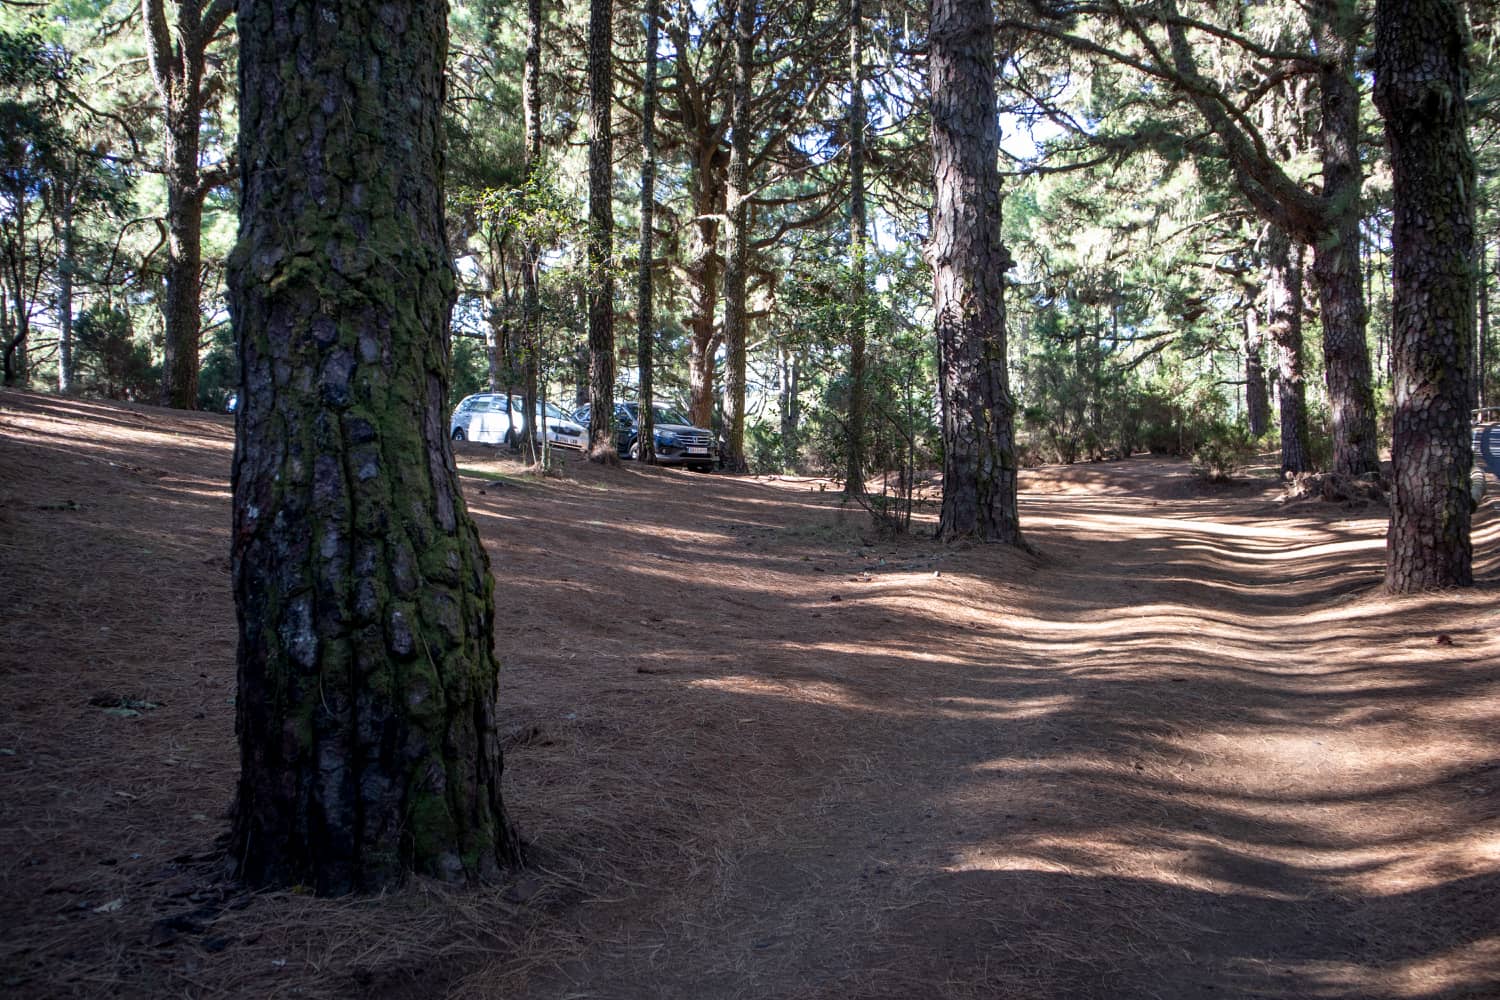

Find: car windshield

[652,407,691,426]
[543,403,569,421]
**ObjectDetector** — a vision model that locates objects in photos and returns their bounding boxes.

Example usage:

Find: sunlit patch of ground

[1,388,1496,999]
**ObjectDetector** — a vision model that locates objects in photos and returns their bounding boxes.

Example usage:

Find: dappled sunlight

[5,395,1498,1000]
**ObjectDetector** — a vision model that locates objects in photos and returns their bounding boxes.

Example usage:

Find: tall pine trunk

[844,0,867,495]
[520,0,543,465]
[228,0,521,893]
[143,0,233,410]
[160,108,204,409]
[1309,0,1379,476]
[1374,0,1475,591]
[928,0,1022,545]
[720,0,754,473]
[586,0,617,463]
[57,193,74,393]
[636,0,661,464]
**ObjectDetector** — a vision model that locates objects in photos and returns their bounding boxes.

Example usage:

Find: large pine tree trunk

[1374,0,1475,592]
[928,0,1022,545]
[636,0,661,464]
[1309,0,1379,476]
[585,0,617,463]
[844,0,867,496]
[228,0,521,893]
[719,0,754,474]
[1267,227,1312,474]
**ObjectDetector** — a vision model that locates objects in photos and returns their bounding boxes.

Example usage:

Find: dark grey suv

[572,402,717,469]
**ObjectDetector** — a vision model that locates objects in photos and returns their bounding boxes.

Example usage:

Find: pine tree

[228,0,521,892]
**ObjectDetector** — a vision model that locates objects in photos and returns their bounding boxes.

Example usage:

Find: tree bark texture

[1309,0,1380,477]
[1267,227,1312,474]
[720,0,754,474]
[844,0,867,495]
[636,0,661,464]
[1374,0,1475,591]
[144,0,233,410]
[928,0,1022,545]
[228,0,521,893]
[586,0,617,462]
[684,172,724,430]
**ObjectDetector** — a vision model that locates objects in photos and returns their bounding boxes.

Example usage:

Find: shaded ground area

[1,389,1497,999]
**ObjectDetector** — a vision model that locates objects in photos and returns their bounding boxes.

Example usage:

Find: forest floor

[2,388,1498,1000]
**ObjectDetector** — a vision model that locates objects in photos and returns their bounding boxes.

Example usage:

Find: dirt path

[1,390,1497,999]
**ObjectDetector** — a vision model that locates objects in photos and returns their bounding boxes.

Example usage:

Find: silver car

[450,393,586,449]
[450,393,525,445]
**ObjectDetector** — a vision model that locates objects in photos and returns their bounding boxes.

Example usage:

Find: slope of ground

[1,389,1496,999]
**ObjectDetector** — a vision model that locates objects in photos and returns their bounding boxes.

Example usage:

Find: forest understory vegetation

[2,391,1496,999]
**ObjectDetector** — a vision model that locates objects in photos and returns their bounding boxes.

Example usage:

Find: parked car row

[450,393,718,470]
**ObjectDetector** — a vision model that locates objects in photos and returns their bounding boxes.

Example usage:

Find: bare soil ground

[2,388,1497,999]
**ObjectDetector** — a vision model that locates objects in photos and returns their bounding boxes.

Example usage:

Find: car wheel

[451,427,466,442]
[629,440,641,461]
[504,428,517,448]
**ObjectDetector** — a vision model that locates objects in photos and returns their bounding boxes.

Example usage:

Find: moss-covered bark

[227,0,521,894]
[1374,0,1476,592]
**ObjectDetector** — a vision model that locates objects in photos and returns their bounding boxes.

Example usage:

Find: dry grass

[2,388,1498,999]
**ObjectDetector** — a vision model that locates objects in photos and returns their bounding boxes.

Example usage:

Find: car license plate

[687,446,708,455]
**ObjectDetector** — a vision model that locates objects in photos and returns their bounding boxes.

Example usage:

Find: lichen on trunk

[227,0,521,894]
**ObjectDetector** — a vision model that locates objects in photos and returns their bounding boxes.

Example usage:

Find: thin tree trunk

[586,0,618,463]
[779,345,799,467]
[1244,301,1269,436]
[1477,237,1488,410]
[3,214,30,387]
[636,0,661,464]
[720,0,754,474]
[928,0,1022,545]
[844,0,867,495]
[58,192,74,393]
[1374,0,1475,591]
[520,0,543,465]
[1267,227,1312,474]
[228,0,520,893]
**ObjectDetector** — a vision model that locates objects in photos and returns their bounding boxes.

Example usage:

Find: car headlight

[655,430,679,445]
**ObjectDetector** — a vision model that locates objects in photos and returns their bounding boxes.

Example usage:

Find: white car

[536,400,586,450]
[450,393,586,450]
[450,393,524,445]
